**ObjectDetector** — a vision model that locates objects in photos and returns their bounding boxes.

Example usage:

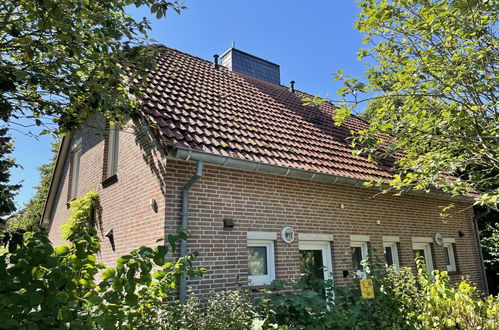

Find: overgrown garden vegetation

[1,192,498,329]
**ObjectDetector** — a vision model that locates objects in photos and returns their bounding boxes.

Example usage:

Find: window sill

[101,174,118,188]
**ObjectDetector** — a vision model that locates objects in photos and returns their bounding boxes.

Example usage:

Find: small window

[70,144,82,200]
[248,240,275,286]
[351,241,368,278]
[443,243,457,272]
[412,242,434,274]
[383,242,400,270]
[106,124,119,177]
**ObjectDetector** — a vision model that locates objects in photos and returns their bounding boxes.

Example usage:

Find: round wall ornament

[281,226,295,244]
[434,233,444,246]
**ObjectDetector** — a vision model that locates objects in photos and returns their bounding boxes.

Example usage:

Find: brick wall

[47,115,485,297]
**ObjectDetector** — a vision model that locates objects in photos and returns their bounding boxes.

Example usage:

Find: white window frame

[443,243,457,272]
[383,242,400,270]
[412,242,434,275]
[107,123,119,177]
[298,240,334,282]
[247,239,275,286]
[382,236,400,270]
[350,237,369,279]
[70,143,82,200]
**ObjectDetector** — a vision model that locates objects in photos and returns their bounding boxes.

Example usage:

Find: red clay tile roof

[140,46,394,182]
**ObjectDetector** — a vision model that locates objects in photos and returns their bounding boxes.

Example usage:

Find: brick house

[41,46,488,300]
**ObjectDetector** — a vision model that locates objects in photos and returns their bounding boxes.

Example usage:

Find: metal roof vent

[220,45,280,85]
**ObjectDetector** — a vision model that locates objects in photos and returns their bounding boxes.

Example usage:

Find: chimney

[220,46,280,85]
[289,80,295,93]
[213,54,219,69]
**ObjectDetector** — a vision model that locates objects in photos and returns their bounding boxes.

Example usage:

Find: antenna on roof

[232,41,236,48]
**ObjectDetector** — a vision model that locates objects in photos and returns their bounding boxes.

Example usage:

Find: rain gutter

[169,147,475,204]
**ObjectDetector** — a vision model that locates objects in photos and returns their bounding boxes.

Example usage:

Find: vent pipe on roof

[289,80,295,94]
[213,54,219,69]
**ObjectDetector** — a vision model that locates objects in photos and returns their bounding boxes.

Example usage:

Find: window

[412,241,434,275]
[384,243,400,270]
[70,142,82,200]
[383,236,400,270]
[106,123,119,177]
[247,235,275,286]
[299,238,333,295]
[444,243,457,272]
[350,235,369,279]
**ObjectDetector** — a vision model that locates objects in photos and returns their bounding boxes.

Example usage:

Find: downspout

[473,207,490,295]
[179,160,204,304]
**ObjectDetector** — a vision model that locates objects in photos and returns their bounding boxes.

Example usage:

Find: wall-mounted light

[459,231,465,237]
[223,218,235,229]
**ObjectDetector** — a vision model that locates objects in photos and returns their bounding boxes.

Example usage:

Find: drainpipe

[473,207,490,295]
[179,160,204,304]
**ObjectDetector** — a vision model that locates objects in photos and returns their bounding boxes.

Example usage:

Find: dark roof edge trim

[170,147,474,204]
[40,133,73,228]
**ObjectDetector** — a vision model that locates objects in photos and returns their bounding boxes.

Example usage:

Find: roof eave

[169,147,475,204]
[40,133,72,228]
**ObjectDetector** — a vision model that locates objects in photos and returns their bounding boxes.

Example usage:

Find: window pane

[248,246,267,276]
[385,246,394,266]
[352,246,363,271]
[300,250,325,280]
[300,250,325,296]
[414,249,426,260]
[444,247,451,266]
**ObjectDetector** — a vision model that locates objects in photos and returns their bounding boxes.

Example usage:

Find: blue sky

[10,0,366,209]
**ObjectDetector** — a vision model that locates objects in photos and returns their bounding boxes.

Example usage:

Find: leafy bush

[257,259,498,330]
[0,192,204,329]
[389,258,499,329]
[160,289,256,329]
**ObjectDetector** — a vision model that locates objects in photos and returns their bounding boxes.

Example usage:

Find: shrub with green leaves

[257,259,498,330]
[160,289,257,329]
[0,191,204,329]
[389,259,499,329]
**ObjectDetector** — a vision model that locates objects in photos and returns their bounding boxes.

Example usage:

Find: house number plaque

[281,227,295,244]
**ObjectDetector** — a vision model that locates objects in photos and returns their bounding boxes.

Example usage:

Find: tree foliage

[0,192,204,329]
[334,0,498,209]
[0,128,21,223]
[1,0,185,134]
[7,141,58,231]
[478,207,499,295]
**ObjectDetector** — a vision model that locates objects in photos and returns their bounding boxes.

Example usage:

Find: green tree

[0,128,21,224]
[0,192,204,328]
[333,0,498,209]
[1,0,184,134]
[7,142,59,231]
[477,208,499,295]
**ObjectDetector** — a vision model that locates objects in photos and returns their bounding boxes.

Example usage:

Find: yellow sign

[360,279,375,299]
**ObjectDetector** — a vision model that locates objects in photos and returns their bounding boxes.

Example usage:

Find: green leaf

[54,245,70,256]
[101,268,116,279]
